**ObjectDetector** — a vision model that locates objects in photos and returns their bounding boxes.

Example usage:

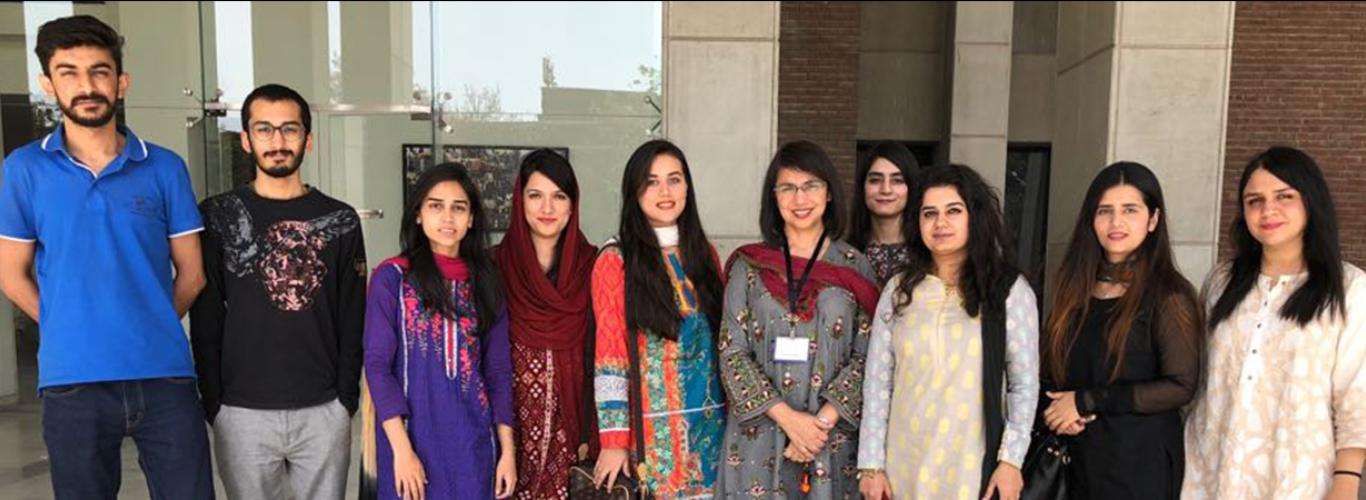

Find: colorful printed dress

[592,247,726,498]
[363,255,514,500]
[717,240,878,499]
[863,242,909,288]
[511,342,579,500]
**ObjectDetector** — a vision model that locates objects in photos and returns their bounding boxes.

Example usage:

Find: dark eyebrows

[921,201,966,212]
[425,197,470,204]
[1244,187,1297,200]
[251,120,303,127]
[53,62,113,71]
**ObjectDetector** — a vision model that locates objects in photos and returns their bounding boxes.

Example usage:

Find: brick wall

[777,1,861,193]
[1222,2,1366,266]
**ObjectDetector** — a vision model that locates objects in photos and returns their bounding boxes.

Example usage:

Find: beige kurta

[1183,262,1366,499]
[858,274,1039,500]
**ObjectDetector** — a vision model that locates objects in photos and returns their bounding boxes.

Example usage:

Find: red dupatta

[726,243,879,321]
[493,175,598,448]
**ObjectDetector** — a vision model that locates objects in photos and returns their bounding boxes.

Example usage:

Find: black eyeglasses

[249,122,305,142]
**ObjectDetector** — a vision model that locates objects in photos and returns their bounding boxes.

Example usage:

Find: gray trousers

[213,399,351,500]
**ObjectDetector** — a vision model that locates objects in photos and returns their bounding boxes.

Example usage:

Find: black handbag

[569,321,649,499]
[1020,430,1071,500]
[568,463,637,500]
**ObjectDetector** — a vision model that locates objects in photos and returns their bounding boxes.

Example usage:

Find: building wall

[1009,1,1056,144]
[777,1,861,191]
[664,1,780,256]
[1222,1,1366,267]
[1050,2,1235,288]
[857,1,949,145]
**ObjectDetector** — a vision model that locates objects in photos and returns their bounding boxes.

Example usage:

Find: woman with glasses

[1183,146,1366,500]
[848,141,921,287]
[857,164,1039,500]
[717,140,880,499]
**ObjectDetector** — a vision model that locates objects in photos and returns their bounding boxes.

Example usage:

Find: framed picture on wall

[401,144,570,231]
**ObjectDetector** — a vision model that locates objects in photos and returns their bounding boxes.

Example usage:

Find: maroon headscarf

[726,243,880,321]
[494,174,598,447]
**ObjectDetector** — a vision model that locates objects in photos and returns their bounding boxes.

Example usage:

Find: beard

[253,146,306,178]
[57,92,118,128]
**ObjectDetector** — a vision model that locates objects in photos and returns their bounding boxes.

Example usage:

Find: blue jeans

[41,377,215,500]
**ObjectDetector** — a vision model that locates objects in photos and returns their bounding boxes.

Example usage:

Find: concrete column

[858,1,949,144]
[340,2,413,106]
[251,2,329,104]
[947,1,1013,190]
[0,3,27,96]
[113,1,206,197]
[663,1,780,257]
[1051,1,1235,285]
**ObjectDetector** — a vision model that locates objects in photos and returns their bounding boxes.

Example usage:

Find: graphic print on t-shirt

[203,195,360,311]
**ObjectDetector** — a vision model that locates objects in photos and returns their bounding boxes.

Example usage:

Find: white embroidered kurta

[858,274,1039,500]
[1183,262,1366,499]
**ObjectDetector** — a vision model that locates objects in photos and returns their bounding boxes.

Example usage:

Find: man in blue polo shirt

[0,15,214,500]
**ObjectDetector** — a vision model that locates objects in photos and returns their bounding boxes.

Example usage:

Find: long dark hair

[400,162,503,335]
[616,140,723,340]
[759,140,847,245]
[1044,162,1201,384]
[848,141,921,249]
[893,164,1019,318]
[1210,146,1345,328]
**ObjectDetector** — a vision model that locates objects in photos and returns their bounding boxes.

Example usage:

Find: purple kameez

[364,255,513,500]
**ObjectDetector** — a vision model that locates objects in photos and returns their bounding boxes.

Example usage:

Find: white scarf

[654,225,680,247]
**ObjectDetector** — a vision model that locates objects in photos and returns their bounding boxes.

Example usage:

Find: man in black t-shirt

[189,84,366,500]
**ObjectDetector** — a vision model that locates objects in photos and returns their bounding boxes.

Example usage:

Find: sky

[213,1,662,114]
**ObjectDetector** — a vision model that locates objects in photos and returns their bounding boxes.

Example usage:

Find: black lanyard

[782,231,827,315]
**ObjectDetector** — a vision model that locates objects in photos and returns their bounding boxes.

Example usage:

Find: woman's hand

[494,448,517,499]
[783,442,815,463]
[859,470,893,500]
[381,417,427,500]
[772,405,833,457]
[393,448,428,500]
[1056,419,1088,436]
[981,462,1023,500]
[1043,391,1084,433]
[593,447,631,491]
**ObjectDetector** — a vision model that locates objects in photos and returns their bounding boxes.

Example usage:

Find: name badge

[774,337,810,363]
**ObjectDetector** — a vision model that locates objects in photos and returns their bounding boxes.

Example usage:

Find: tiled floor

[0,337,364,500]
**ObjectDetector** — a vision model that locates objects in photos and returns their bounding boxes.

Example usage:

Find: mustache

[70,94,111,107]
[262,150,294,158]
